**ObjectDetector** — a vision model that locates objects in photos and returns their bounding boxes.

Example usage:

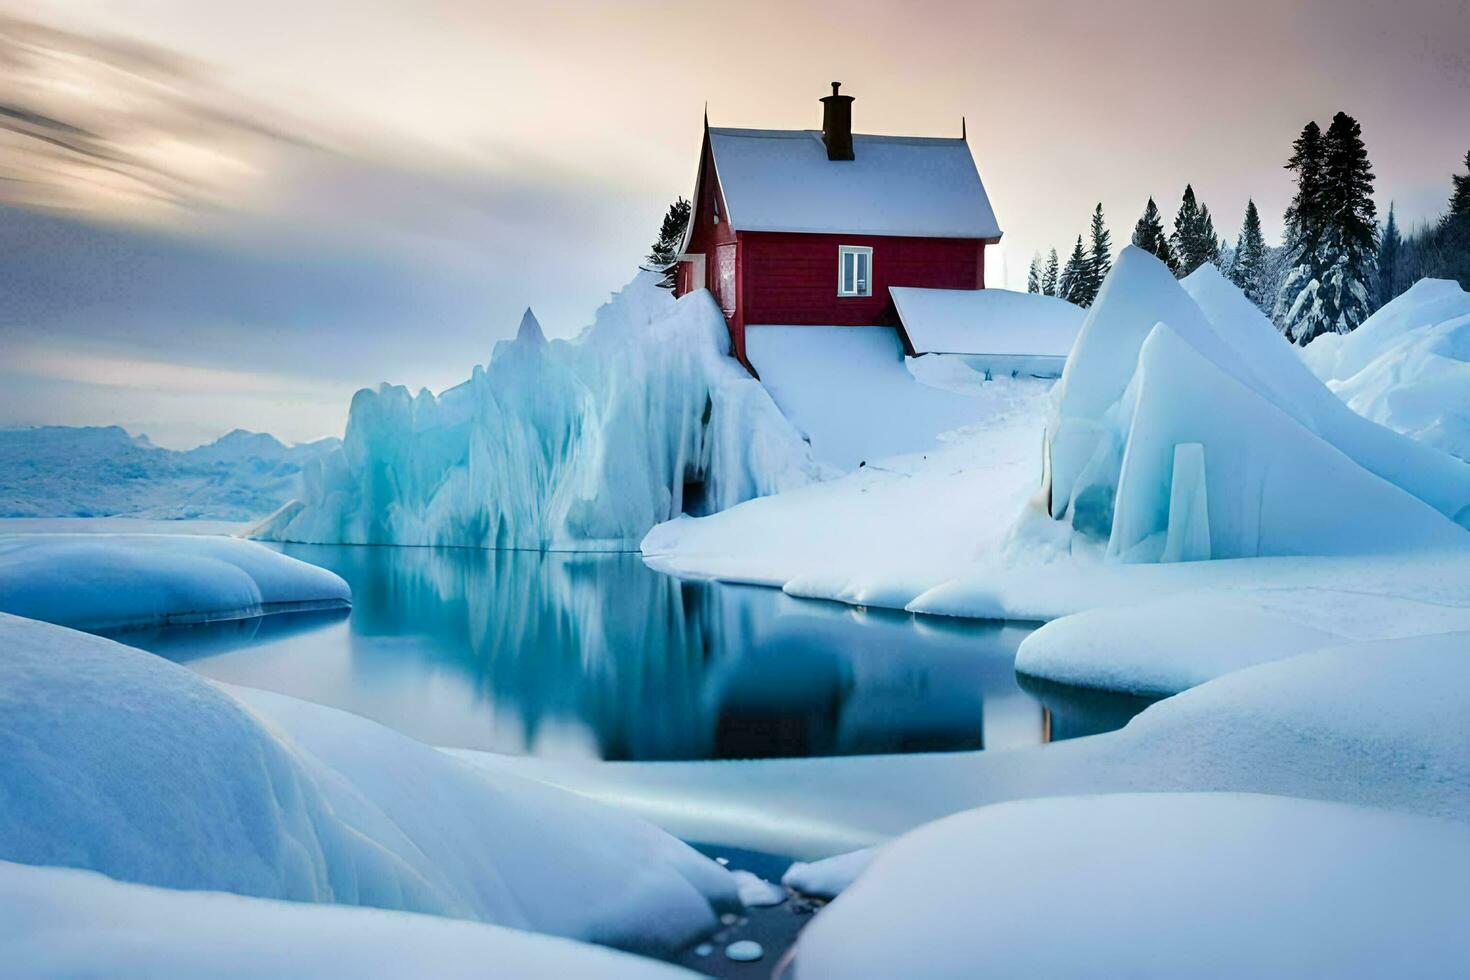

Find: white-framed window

[837,245,873,297]
[716,244,737,315]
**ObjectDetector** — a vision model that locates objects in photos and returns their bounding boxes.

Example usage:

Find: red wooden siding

[738,232,984,328]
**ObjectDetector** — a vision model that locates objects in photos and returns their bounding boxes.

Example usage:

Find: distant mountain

[0,426,341,520]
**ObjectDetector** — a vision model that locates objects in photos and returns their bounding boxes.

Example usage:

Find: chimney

[820,81,854,161]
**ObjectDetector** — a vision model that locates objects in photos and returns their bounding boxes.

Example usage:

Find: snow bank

[457,631,1470,857]
[254,273,825,549]
[642,378,1050,588]
[0,861,693,979]
[1303,278,1470,460]
[744,324,997,470]
[1013,554,1470,694]
[0,613,737,954]
[788,793,1470,978]
[0,533,349,631]
[1044,248,1470,558]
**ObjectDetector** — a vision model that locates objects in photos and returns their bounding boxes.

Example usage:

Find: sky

[1,0,1467,447]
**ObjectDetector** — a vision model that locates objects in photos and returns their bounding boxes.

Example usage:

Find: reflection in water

[112,546,1148,761]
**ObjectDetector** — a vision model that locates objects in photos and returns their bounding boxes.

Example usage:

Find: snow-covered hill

[0,425,340,520]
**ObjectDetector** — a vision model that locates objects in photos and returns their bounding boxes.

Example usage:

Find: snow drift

[0,533,349,631]
[788,792,1470,979]
[253,274,826,549]
[1042,247,1470,560]
[0,613,737,955]
[1302,278,1470,460]
[743,324,1003,470]
[0,861,693,979]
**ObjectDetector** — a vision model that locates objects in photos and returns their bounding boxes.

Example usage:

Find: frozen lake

[100,541,1149,761]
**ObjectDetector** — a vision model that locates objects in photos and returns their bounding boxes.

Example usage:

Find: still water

[111,544,1149,761]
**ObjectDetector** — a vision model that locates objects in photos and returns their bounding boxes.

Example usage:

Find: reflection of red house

[674,83,1003,369]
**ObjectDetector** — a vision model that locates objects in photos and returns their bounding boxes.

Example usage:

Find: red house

[674,83,1003,370]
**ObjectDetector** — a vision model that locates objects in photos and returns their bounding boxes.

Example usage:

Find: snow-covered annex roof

[707,128,1002,240]
[890,287,1085,357]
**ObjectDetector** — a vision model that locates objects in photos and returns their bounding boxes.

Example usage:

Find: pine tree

[1375,204,1402,308]
[1027,253,1042,293]
[1169,185,1219,277]
[1448,150,1470,222]
[1131,197,1176,271]
[1434,151,1470,289]
[1082,203,1112,305]
[1276,113,1379,343]
[1230,199,1268,311]
[1057,236,1088,305]
[641,196,692,290]
[1197,205,1221,268]
[1274,121,1328,338]
[1042,248,1060,296]
[1311,113,1379,340]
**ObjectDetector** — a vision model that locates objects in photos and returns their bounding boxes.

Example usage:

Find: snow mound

[744,324,995,470]
[1043,247,1470,560]
[0,860,694,979]
[0,614,737,954]
[788,793,1470,978]
[254,273,826,549]
[1011,545,1470,695]
[0,533,349,630]
[1303,278,1470,460]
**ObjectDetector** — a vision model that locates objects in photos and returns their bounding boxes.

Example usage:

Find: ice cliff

[254,274,827,549]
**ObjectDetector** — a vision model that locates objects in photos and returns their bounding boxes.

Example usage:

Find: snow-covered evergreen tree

[1274,121,1328,339]
[1278,114,1378,344]
[1376,204,1402,308]
[1081,203,1112,305]
[641,196,691,290]
[1131,197,1176,272]
[1450,150,1470,221]
[1027,253,1042,293]
[1230,199,1268,311]
[1057,236,1088,305]
[1042,248,1060,296]
[1170,185,1220,277]
[1438,151,1470,289]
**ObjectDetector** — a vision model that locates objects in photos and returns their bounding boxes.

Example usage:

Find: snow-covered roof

[890,287,1084,356]
[708,128,1002,240]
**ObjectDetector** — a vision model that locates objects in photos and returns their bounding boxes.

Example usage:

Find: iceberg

[254,274,827,549]
[0,613,737,955]
[1043,247,1470,559]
